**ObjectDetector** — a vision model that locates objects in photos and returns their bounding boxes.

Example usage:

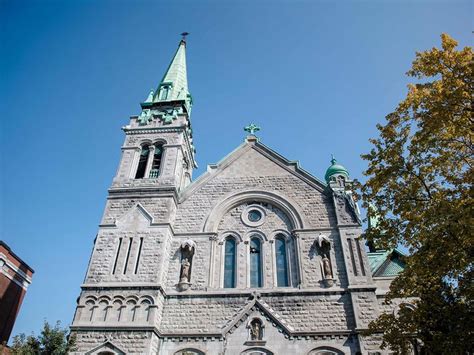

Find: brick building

[70,37,403,355]
[0,241,34,345]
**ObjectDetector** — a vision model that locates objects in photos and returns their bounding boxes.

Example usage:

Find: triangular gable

[114,203,154,229]
[222,297,294,336]
[85,341,126,355]
[180,137,327,203]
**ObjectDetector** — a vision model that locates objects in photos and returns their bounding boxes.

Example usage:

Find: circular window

[248,210,262,222]
[242,205,266,227]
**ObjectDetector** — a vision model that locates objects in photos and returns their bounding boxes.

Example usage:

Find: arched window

[135,145,149,179]
[224,237,236,288]
[159,84,171,101]
[250,237,262,288]
[275,235,289,287]
[149,144,163,178]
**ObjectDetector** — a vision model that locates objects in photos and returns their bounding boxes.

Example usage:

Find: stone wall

[160,296,246,333]
[85,227,171,284]
[264,293,355,332]
[101,197,176,226]
[71,330,156,355]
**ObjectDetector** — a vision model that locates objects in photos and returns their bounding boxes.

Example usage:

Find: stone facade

[70,39,398,355]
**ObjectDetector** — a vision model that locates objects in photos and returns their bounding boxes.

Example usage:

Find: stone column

[128,147,141,179]
[269,239,275,288]
[292,231,305,287]
[144,145,155,178]
[208,235,218,289]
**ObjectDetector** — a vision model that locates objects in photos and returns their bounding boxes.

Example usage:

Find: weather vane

[244,123,261,136]
[181,32,190,41]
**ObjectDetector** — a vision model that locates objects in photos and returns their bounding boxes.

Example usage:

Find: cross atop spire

[181,32,189,42]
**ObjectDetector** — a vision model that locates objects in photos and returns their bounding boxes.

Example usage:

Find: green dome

[325,156,349,183]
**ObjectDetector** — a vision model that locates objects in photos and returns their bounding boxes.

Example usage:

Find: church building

[70,36,403,355]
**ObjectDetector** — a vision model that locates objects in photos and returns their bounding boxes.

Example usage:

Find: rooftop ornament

[244,123,261,136]
[180,32,189,43]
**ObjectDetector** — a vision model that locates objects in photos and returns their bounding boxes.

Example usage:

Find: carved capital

[291,230,300,239]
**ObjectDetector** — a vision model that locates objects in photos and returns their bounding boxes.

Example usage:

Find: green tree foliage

[9,321,76,355]
[361,34,473,354]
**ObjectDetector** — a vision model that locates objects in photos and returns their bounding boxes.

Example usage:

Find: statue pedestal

[323,278,334,288]
[176,281,192,292]
[244,340,266,346]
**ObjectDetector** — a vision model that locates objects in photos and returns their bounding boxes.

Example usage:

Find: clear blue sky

[1,0,471,339]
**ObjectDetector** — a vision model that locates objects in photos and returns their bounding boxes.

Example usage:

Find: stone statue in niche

[180,258,191,282]
[322,254,333,279]
[316,234,334,287]
[249,319,263,341]
[177,239,196,291]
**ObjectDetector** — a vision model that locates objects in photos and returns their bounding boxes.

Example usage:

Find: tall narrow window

[112,237,122,275]
[250,237,262,288]
[275,235,289,287]
[123,238,133,274]
[149,145,163,178]
[134,237,144,274]
[135,145,149,179]
[224,237,236,288]
[159,85,170,100]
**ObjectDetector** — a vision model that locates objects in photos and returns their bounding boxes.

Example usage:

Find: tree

[361,34,473,354]
[9,321,76,355]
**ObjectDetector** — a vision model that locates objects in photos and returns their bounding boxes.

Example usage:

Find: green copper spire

[153,35,192,109]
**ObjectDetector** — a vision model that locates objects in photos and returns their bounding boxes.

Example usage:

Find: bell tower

[113,34,196,192]
[70,36,197,353]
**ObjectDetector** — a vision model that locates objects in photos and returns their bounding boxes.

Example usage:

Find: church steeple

[113,35,196,191]
[143,36,192,114]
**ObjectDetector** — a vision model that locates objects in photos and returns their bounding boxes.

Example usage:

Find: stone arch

[84,295,98,303]
[174,348,205,355]
[138,295,155,304]
[218,231,243,243]
[152,138,168,145]
[138,139,153,147]
[247,317,265,340]
[203,190,306,233]
[241,348,274,355]
[306,345,345,355]
[244,230,268,243]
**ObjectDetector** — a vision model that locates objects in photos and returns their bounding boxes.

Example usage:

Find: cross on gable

[244,123,261,135]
